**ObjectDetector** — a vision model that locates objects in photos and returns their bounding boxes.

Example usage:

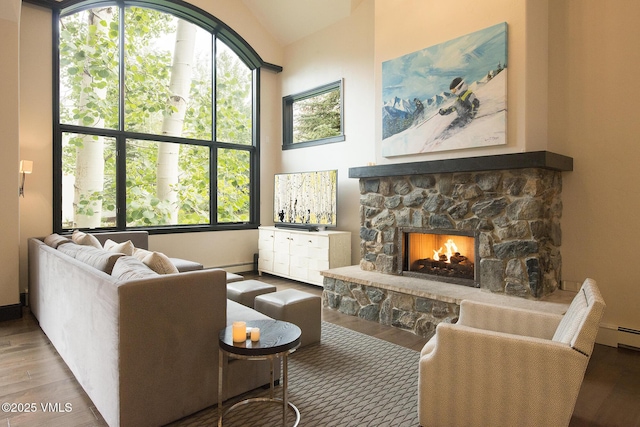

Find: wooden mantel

[349,151,573,179]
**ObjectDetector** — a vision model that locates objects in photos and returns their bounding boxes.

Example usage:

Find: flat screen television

[273,170,338,231]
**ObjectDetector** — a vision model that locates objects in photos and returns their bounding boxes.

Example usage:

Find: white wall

[0,0,21,310]
[548,1,640,345]
[278,0,375,263]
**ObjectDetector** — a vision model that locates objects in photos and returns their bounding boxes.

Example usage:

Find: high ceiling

[241,0,359,45]
[23,0,360,46]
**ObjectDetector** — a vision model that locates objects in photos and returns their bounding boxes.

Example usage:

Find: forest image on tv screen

[274,170,337,226]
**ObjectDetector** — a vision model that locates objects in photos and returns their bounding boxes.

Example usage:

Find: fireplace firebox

[398,228,479,287]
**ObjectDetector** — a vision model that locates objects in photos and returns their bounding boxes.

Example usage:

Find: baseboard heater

[618,327,640,351]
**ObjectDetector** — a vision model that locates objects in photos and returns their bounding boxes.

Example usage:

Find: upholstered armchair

[418,279,605,427]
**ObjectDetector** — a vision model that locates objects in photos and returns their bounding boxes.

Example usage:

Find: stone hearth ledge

[321,265,573,315]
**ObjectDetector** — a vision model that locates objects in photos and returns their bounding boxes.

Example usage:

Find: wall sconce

[19,160,33,197]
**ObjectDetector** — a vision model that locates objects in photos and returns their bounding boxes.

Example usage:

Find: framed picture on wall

[381,22,508,157]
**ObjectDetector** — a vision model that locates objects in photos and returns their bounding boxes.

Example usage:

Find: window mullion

[116,3,126,229]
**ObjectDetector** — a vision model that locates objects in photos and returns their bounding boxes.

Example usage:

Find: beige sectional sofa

[28,231,275,427]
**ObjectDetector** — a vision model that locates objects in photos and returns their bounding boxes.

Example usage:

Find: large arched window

[50,0,272,233]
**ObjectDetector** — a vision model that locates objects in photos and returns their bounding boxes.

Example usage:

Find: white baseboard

[596,323,640,350]
[206,262,255,274]
[618,327,640,350]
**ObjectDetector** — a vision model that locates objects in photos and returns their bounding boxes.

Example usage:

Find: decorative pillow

[71,230,102,248]
[142,251,179,275]
[74,246,123,274]
[103,239,135,256]
[44,233,72,249]
[111,256,158,281]
[133,247,152,261]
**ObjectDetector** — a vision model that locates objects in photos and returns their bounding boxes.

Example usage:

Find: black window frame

[282,79,345,150]
[45,0,282,235]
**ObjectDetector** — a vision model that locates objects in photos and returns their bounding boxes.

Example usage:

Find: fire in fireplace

[399,228,478,287]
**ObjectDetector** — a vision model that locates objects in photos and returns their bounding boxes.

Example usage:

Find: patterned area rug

[168,322,422,427]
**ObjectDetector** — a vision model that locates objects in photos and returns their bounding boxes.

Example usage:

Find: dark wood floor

[1,272,639,426]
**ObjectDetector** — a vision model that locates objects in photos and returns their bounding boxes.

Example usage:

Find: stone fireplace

[321,151,574,337]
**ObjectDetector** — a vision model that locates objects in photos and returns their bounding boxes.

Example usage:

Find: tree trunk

[158,20,197,224]
[73,7,113,228]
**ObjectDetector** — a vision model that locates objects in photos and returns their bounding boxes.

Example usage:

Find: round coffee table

[218,319,301,427]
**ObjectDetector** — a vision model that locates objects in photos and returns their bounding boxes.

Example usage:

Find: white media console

[257,226,351,287]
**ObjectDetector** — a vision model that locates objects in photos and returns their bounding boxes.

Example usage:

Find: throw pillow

[74,246,123,274]
[43,233,72,249]
[111,256,158,281]
[71,230,102,248]
[142,251,179,275]
[133,247,152,262]
[103,239,135,256]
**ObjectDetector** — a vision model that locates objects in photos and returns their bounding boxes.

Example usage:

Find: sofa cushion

[552,288,589,344]
[56,242,85,258]
[142,251,179,274]
[43,233,72,249]
[72,230,102,248]
[227,299,273,325]
[170,257,204,272]
[112,256,159,281]
[104,239,135,256]
[74,245,124,275]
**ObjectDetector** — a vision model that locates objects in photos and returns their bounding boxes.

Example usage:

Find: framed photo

[382,22,508,156]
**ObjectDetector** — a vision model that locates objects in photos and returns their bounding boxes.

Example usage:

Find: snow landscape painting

[382,22,508,157]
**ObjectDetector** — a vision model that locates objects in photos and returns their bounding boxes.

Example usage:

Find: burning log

[411,256,474,280]
[450,252,467,264]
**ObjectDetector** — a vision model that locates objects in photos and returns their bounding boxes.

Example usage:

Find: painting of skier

[382,22,507,157]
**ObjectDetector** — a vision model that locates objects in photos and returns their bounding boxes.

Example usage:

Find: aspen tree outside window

[53,1,265,233]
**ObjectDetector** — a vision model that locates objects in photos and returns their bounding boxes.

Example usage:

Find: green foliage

[217,149,250,222]
[216,42,252,145]
[293,89,341,143]
[59,5,254,228]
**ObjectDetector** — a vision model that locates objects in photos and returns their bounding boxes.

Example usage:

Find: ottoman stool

[254,289,321,347]
[226,272,244,283]
[227,279,276,307]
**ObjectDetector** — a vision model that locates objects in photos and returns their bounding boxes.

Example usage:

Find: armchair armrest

[457,299,564,339]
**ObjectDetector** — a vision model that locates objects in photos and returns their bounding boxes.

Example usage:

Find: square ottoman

[227,279,276,307]
[254,289,321,347]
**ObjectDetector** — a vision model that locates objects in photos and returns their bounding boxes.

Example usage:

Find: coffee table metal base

[218,348,300,427]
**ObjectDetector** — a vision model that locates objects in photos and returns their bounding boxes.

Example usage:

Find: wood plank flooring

[1,272,638,426]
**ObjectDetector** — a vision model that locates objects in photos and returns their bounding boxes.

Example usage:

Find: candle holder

[232,321,246,342]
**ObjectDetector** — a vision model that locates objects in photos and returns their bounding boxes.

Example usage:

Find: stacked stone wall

[323,277,459,337]
[358,168,563,298]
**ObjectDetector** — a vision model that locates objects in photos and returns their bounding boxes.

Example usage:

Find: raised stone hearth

[321,265,572,337]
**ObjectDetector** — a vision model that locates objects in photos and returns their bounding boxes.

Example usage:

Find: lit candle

[232,321,246,342]
[250,327,260,341]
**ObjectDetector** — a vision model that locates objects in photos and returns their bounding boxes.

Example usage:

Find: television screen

[274,170,338,228]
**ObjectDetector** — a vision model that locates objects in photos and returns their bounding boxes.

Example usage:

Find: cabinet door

[273,230,292,275]
[258,228,276,272]
[258,229,275,251]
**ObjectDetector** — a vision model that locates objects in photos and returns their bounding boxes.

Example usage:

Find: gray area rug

[169,322,421,426]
